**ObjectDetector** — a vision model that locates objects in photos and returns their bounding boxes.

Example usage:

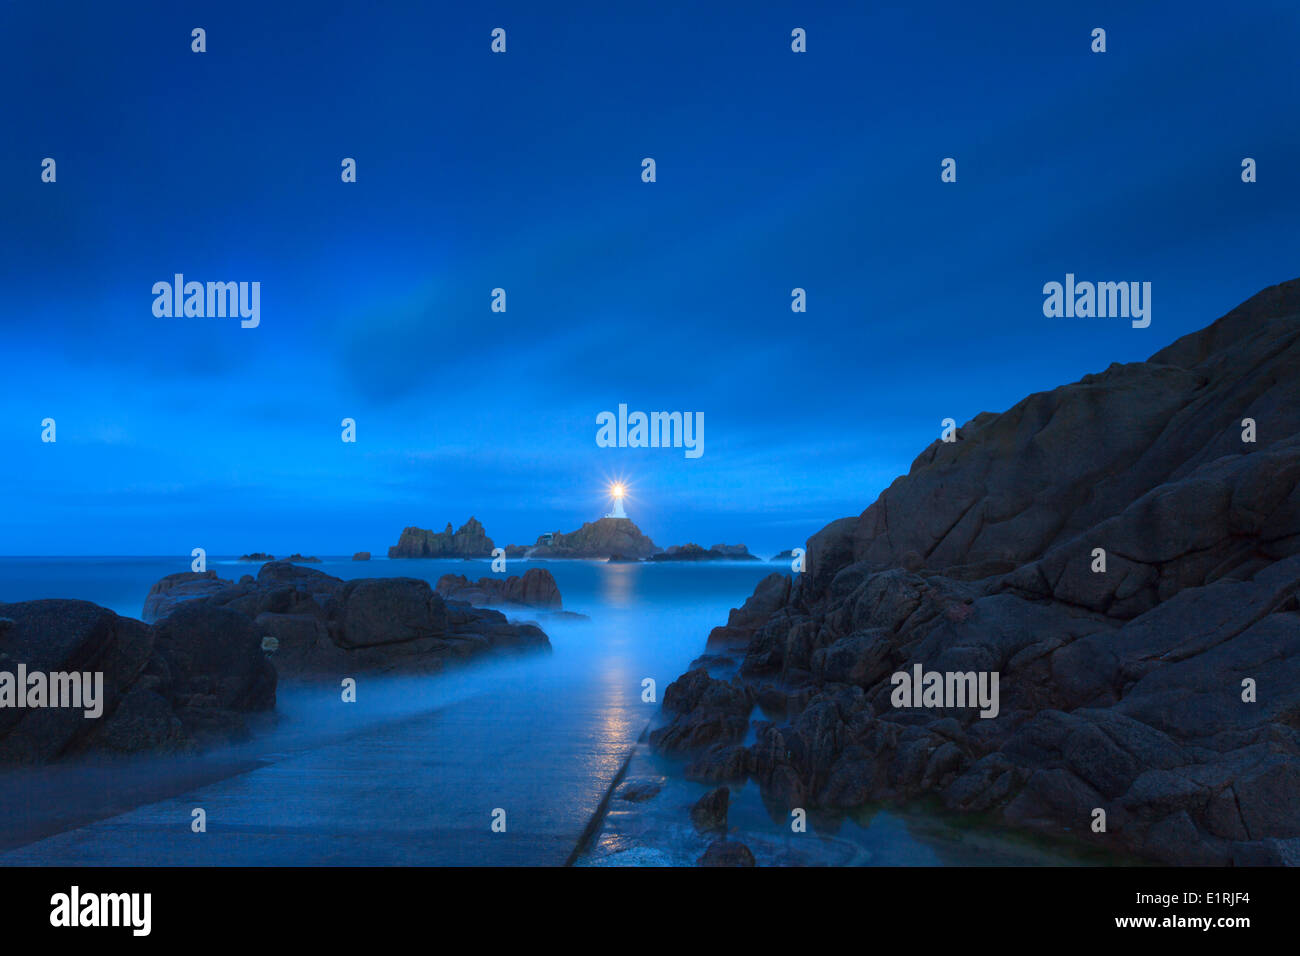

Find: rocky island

[649,543,760,562]
[388,517,494,558]
[651,278,1300,866]
[510,517,659,560]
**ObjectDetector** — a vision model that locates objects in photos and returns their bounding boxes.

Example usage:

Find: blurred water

[0,556,783,864]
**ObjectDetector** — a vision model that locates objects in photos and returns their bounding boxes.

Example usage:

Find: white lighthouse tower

[605,482,628,520]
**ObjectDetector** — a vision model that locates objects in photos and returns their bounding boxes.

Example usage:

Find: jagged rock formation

[652,278,1300,866]
[239,553,274,562]
[435,569,563,609]
[650,543,760,561]
[142,562,548,676]
[388,517,494,558]
[0,599,275,764]
[518,517,659,559]
[352,551,370,561]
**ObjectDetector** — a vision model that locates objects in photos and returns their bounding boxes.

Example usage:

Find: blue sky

[2,0,1298,555]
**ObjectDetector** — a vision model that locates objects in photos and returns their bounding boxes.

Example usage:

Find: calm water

[0,557,1098,865]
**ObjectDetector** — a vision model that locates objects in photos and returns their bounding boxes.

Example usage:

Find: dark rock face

[698,840,756,867]
[142,571,229,624]
[351,551,370,561]
[238,553,274,562]
[435,568,563,609]
[650,543,760,562]
[706,572,791,652]
[519,518,659,560]
[652,278,1300,865]
[285,554,321,563]
[144,561,549,677]
[388,517,494,558]
[0,599,275,764]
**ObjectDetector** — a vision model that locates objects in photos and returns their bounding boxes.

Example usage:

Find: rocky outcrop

[388,518,494,558]
[351,552,370,561]
[142,571,229,624]
[650,543,760,562]
[519,518,659,559]
[435,569,563,609]
[0,598,275,764]
[704,572,792,652]
[652,278,1300,866]
[144,562,548,676]
[285,554,320,563]
[239,553,274,562]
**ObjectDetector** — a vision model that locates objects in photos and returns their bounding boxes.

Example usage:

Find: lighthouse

[605,482,628,520]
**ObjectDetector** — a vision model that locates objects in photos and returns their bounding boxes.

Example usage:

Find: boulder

[697,840,756,866]
[435,568,563,609]
[0,598,275,764]
[141,570,231,624]
[142,562,549,677]
[690,786,730,831]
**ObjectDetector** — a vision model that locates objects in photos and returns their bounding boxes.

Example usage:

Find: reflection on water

[599,561,636,608]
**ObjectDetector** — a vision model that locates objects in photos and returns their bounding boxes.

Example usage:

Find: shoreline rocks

[0,598,275,765]
[143,562,549,677]
[435,568,563,609]
[651,277,1300,866]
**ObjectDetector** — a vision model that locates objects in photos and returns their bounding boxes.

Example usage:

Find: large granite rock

[388,517,494,558]
[435,568,563,609]
[518,518,659,559]
[652,278,1300,865]
[0,598,275,764]
[144,561,549,676]
[142,571,229,624]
